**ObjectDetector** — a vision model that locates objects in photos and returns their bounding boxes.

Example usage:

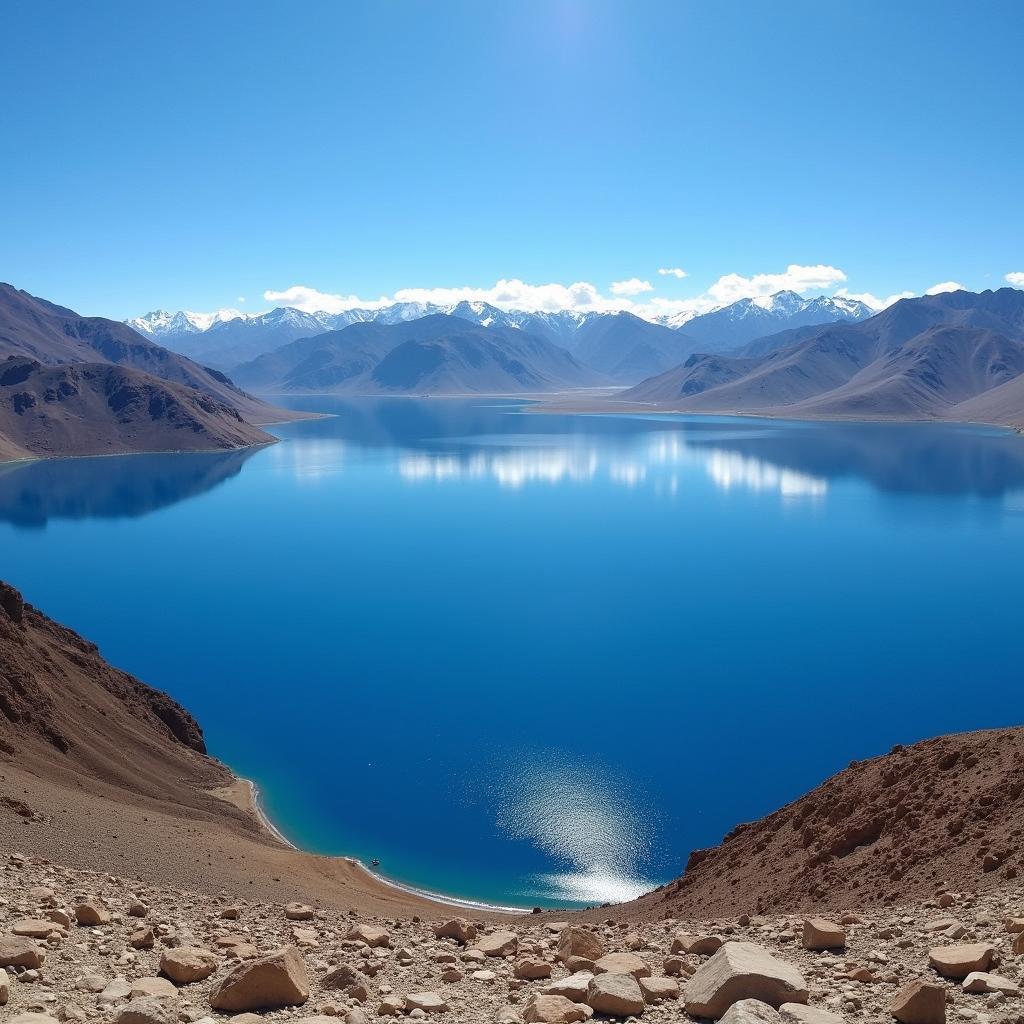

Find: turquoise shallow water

[2,398,1024,908]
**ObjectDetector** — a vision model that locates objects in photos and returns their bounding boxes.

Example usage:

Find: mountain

[0,357,273,462]
[570,312,699,382]
[233,314,604,394]
[0,284,288,425]
[675,290,873,351]
[616,289,1024,428]
[626,726,1024,917]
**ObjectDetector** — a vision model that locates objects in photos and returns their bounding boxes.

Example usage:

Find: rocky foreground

[3,851,1024,1024]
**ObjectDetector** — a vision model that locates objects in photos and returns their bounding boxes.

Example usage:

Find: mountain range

[232,313,605,394]
[616,288,1024,428]
[127,292,874,375]
[0,284,294,462]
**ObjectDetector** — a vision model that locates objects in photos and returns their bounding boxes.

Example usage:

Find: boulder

[639,976,679,1003]
[130,977,178,1000]
[130,927,156,950]
[74,900,111,926]
[515,956,552,980]
[672,933,724,956]
[586,973,645,1016]
[404,992,447,1014]
[209,945,310,1011]
[116,997,177,1024]
[285,903,315,921]
[345,924,390,948]
[889,979,946,1024]
[433,919,477,944]
[160,946,218,984]
[543,972,594,1003]
[478,930,519,957]
[0,935,46,968]
[684,942,809,1019]
[522,994,590,1024]
[593,951,650,978]
[323,964,363,992]
[801,919,845,951]
[0,967,8,1006]
[927,943,994,979]
[12,918,63,939]
[720,1002,783,1023]
[779,1006,844,1023]
[962,971,1020,995]
[98,978,133,1005]
[557,927,604,963]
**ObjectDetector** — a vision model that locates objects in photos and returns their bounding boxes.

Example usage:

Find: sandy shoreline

[219,773,527,916]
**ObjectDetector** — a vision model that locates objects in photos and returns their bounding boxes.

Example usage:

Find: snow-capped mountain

[126,291,873,371]
[674,291,874,351]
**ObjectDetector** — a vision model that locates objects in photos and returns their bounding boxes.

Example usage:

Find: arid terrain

[2,580,1023,1023]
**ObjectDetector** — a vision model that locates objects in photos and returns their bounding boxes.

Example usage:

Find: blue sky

[2,0,1022,320]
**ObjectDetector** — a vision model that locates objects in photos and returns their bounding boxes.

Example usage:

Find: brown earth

[628,728,1024,921]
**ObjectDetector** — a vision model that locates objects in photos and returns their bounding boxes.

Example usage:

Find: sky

[2,0,1022,321]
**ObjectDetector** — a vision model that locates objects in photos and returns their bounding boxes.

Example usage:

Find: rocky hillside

[631,727,1024,920]
[0,358,273,462]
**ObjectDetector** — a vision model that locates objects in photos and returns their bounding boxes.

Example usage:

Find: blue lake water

[2,398,1024,909]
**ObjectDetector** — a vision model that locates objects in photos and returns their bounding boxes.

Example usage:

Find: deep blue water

[2,398,1024,908]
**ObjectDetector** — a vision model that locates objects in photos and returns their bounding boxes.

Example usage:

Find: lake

[2,398,1024,909]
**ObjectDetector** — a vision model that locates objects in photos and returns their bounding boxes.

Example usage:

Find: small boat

[370,857,380,867]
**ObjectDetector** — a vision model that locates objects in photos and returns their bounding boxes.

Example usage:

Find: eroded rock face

[927,942,994,979]
[556,927,604,963]
[684,942,809,1019]
[522,993,590,1024]
[208,945,310,1011]
[889,979,946,1023]
[586,972,645,1015]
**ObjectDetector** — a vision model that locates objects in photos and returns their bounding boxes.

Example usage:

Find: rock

[962,971,1020,995]
[672,933,724,956]
[586,973,645,1016]
[404,993,447,1014]
[286,903,315,921]
[663,956,692,977]
[74,900,111,926]
[130,978,178,1000]
[801,919,845,951]
[720,1001,784,1023]
[324,964,363,992]
[346,924,391,948]
[472,970,498,982]
[433,919,477,944]
[593,951,650,979]
[116,997,177,1024]
[130,926,155,949]
[515,956,552,980]
[0,967,8,1006]
[684,942,809,1019]
[564,956,596,974]
[377,995,404,1017]
[12,919,62,939]
[0,935,46,968]
[522,993,591,1023]
[927,943,994,979]
[639,976,679,1004]
[346,1011,370,1024]
[496,1007,523,1024]
[779,1005,844,1023]
[160,946,218,984]
[9,1016,58,1024]
[127,902,148,918]
[46,910,71,929]
[75,971,107,993]
[98,978,133,1005]
[1014,932,1024,955]
[478,930,519,957]
[1005,918,1024,933]
[209,945,310,1011]
[889,979,946,1024]
[557,927,604,963]
[543,972,594,1003]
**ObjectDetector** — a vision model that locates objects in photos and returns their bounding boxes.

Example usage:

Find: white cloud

[1005,272,1024,287]
[610,278,654,296]
[707,264,847,304]
[657,267,687,279]
[925,281,964,295]
[236,296,246,303]
[834,287,914,312]
[263,285,388,314]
